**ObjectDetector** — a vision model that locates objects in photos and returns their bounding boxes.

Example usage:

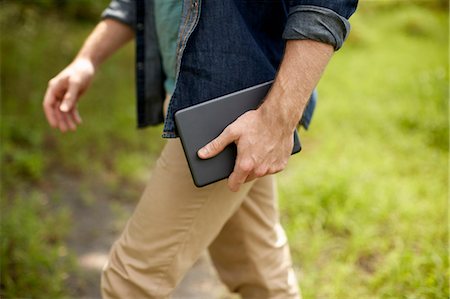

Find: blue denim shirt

[102,0,358,137]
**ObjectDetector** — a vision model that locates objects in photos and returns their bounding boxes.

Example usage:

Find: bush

[0,193,74,299]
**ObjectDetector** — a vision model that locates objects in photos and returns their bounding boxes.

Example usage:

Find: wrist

[258,96,300,136]
[71,56,97,75]
[73,55,98,72]
[258,83,306,134]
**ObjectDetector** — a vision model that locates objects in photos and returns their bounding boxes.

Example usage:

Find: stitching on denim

[164,0,202,137]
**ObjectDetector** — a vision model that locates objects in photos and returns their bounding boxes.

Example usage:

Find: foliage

[8,0,111,22]
[0,193,73,298]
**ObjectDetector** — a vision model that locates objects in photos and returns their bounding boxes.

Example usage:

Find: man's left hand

[198,108,294,192]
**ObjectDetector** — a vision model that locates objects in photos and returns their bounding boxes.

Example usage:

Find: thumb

[59,80,80,112]
[198,126,237,159]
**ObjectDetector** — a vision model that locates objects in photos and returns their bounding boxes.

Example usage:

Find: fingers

[198,126,238,159]
[228,159,271,191]
[62,110,77,131]
[43,79,60,128]
[245,165,269,182]
[71,109,83,125]
[54,108,68,132]
[43,76,83,132]
[59,81,81,131]
[55,108,80,132]
[196,110,292,192]
[60,78,80,112]
[228,158,253,192]
[229,159,287,192]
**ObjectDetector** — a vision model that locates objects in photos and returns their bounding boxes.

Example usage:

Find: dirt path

[56,173,236,299]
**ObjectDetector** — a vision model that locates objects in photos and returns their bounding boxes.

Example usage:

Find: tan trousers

[101,139,300,298]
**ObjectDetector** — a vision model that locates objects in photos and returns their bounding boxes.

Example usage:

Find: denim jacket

[103,0,358,137]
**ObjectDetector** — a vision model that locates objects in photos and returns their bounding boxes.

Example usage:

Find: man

[43,0,357,298]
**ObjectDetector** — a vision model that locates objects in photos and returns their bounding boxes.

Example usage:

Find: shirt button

[137,62,144,70]
[137,23,144,30]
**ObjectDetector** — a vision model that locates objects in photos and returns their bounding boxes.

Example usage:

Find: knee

[100,244,173,299]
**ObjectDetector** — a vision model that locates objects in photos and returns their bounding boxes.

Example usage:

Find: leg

[208,175,301,299]
[101,139,256,298]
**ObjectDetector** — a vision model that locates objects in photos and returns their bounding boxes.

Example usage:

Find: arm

[198,1,358,192]
[43,19,134,132]
[198,39,333,192]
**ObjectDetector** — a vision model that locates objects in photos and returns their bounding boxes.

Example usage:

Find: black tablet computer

[174,81,301,187]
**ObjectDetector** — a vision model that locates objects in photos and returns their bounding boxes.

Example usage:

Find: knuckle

[226,125,238,138]
[238,159,254,173]
[69,77,81,86]
[268,166,279,174]
[43,98,53,107]
[64,92,74,100]
[280,160,288,169]
[48,78,57,87]
[254,167,267,177]
[270,164,285,174]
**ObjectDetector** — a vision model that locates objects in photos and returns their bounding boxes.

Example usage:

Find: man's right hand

[42,19,134,132]
[43,58,95,132]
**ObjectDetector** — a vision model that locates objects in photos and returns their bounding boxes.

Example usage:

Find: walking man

[43,0,358,298]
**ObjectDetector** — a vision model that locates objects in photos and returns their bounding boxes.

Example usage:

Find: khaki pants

[101,139,300,299]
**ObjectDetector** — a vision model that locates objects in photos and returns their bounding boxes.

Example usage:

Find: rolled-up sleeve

[283,1,358,50]
[101,0,136,29]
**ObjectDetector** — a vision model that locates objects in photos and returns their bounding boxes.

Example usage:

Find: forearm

[75,18,134,69]
[43,18,134,131]
[260,39,334,133]
[199,40,334,191]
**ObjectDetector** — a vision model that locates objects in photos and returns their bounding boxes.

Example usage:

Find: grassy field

[1,1,448,298]
[279,3,448,298]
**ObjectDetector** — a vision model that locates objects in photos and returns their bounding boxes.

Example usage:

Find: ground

[58,172,236,299]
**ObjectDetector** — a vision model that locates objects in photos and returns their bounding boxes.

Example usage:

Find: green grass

[0,193,74,298]
[1,1,448,298]
[278,2,448,298]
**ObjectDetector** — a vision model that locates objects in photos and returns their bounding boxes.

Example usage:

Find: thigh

[101,139,255,298]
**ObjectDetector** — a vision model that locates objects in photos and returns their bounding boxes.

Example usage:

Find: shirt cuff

[101,0,136,29]
[282,5,351,51]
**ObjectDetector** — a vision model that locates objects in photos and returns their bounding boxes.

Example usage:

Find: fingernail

[198,147,208,157]
[60,103,69,112]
